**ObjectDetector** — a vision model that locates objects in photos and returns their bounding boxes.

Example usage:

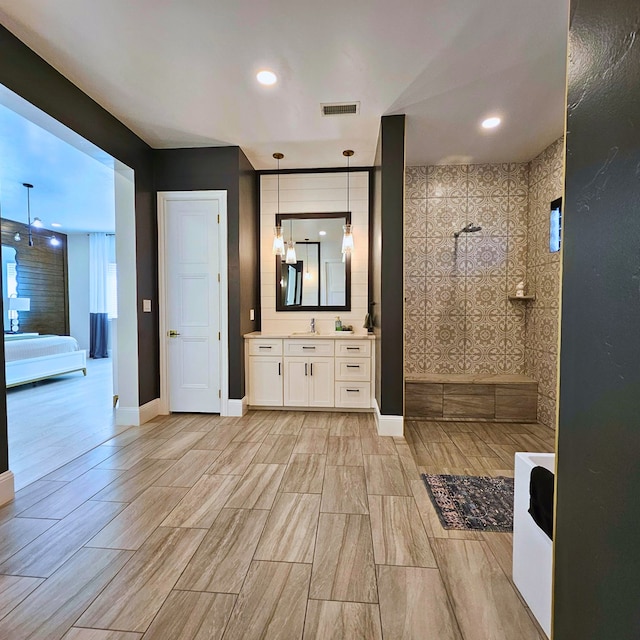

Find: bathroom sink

[291,331,319,336]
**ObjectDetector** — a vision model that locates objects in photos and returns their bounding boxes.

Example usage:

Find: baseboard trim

[116,398,161,426]
[374,400,404,437]
[139,398,161,425]
[226,396,248,417]
[0,470,15,506]
[115,406,140,426]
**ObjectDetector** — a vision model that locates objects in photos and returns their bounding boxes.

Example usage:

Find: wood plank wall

[1,218,69,335]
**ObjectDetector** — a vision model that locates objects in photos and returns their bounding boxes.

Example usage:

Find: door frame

[157,190,229,416]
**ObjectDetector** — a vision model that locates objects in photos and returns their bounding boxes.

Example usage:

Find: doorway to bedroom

[0,85,137,490]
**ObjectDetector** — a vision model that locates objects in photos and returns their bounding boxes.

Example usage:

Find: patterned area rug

[421,473,514,532]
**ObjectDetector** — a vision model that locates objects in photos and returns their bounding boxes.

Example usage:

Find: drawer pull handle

[346,365,360,368]
[346,389,360,393]
[346,347,360,351]
[302,346,316,350]
[305,363,308,376]
[259,346,272,349]
[310,363,313,376]
[278,362,281,376]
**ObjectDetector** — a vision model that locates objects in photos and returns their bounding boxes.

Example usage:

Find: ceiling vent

[321,102,360,116]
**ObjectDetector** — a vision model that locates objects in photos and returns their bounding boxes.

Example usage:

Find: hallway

[0,410,552,639]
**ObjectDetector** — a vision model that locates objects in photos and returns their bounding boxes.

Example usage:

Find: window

[550,197,562,253]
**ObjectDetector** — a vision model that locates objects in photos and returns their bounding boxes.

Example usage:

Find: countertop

[244,331,375,340]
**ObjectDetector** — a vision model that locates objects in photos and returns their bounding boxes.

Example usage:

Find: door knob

[168,330,181,337]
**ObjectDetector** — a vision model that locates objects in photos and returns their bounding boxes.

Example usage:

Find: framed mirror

[276,212,351,312]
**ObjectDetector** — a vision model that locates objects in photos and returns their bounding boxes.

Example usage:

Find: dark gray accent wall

[370,115,405,416]
[0,24,158,475]
[555,1,640,637]
[154,147,259,399]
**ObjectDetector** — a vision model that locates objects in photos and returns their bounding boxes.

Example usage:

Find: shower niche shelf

[508,295,536,301]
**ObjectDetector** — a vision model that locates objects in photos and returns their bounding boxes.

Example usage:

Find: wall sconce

[272,152,286,256]
[342,150,355,256]
[8,296,30,333]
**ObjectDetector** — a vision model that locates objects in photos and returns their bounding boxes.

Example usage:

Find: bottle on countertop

[335,316,342,331]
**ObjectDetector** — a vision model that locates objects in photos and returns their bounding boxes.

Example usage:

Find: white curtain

[89,233,110,358]
[90,233,110,314]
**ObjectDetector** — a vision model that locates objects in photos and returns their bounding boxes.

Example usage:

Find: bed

[4,333,87,388]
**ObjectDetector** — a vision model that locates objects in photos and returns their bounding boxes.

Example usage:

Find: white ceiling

[0,99,115,234]
[0,0,569,169]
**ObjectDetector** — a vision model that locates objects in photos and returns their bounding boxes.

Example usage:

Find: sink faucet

[310,318,315,333]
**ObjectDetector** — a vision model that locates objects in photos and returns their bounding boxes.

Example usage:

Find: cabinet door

[308,357,335,407]
[249,357,283,406]
[284,357,309,406]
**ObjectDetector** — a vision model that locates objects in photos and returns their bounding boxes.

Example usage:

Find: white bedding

[4,335,80,362]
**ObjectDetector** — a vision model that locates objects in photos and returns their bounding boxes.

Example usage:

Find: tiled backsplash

[525,138,564,429]
[404,163,529,375]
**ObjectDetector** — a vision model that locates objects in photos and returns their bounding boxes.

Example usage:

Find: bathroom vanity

[245,332,375,410]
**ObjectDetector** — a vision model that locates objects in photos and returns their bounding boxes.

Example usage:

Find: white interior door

[324,260,346,306]
[166,196,221,412]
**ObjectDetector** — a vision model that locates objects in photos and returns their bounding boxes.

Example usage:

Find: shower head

[453,222,482,238]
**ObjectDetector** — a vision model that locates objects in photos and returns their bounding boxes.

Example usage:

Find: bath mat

[421,473,514,532]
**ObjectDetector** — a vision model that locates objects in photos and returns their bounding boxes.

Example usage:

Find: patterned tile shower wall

[404,163,530,375]
[525,137,564,429]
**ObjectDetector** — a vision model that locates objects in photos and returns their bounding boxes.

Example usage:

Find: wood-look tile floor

[0,411,554,639]
[7,358,124,490]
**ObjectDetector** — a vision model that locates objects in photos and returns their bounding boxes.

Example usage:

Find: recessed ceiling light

[481,116,502,129]
[51,222,61,228]
[319,230,327,236]
[256,70,277,86]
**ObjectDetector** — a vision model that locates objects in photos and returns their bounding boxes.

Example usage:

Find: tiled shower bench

[405,373,538,422]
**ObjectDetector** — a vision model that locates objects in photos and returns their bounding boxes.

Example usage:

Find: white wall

[260,171,369,335]
[67,233,90,350]
[114,162,139,423]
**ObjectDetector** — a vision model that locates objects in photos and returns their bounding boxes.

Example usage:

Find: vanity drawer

[335,382,371,408]
[335,340,371,357]
[335,358,371,381]
[284,339,334,357]
[249,339,283,356]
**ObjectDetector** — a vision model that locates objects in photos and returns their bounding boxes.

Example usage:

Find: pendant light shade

[272,226,285,255]
[342,150,354,256]
[285,240,297,265]
[341,223,354,254]
[272,152,286,256]
[285,219,297,264]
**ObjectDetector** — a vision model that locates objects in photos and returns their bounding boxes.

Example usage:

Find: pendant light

[342,150,354,256]
[285,218,297,264]
[271,153,285,256]
[304,240,312,280]
[23,182,35,247]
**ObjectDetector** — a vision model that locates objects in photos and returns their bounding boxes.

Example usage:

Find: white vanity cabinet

[284,357,334,407]
[283,339,334,407]
[334,340,371,408]
[248,339,283,406]
[246,335,374,410]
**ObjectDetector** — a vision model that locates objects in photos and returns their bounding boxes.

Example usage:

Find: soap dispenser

[335,316,342,331]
